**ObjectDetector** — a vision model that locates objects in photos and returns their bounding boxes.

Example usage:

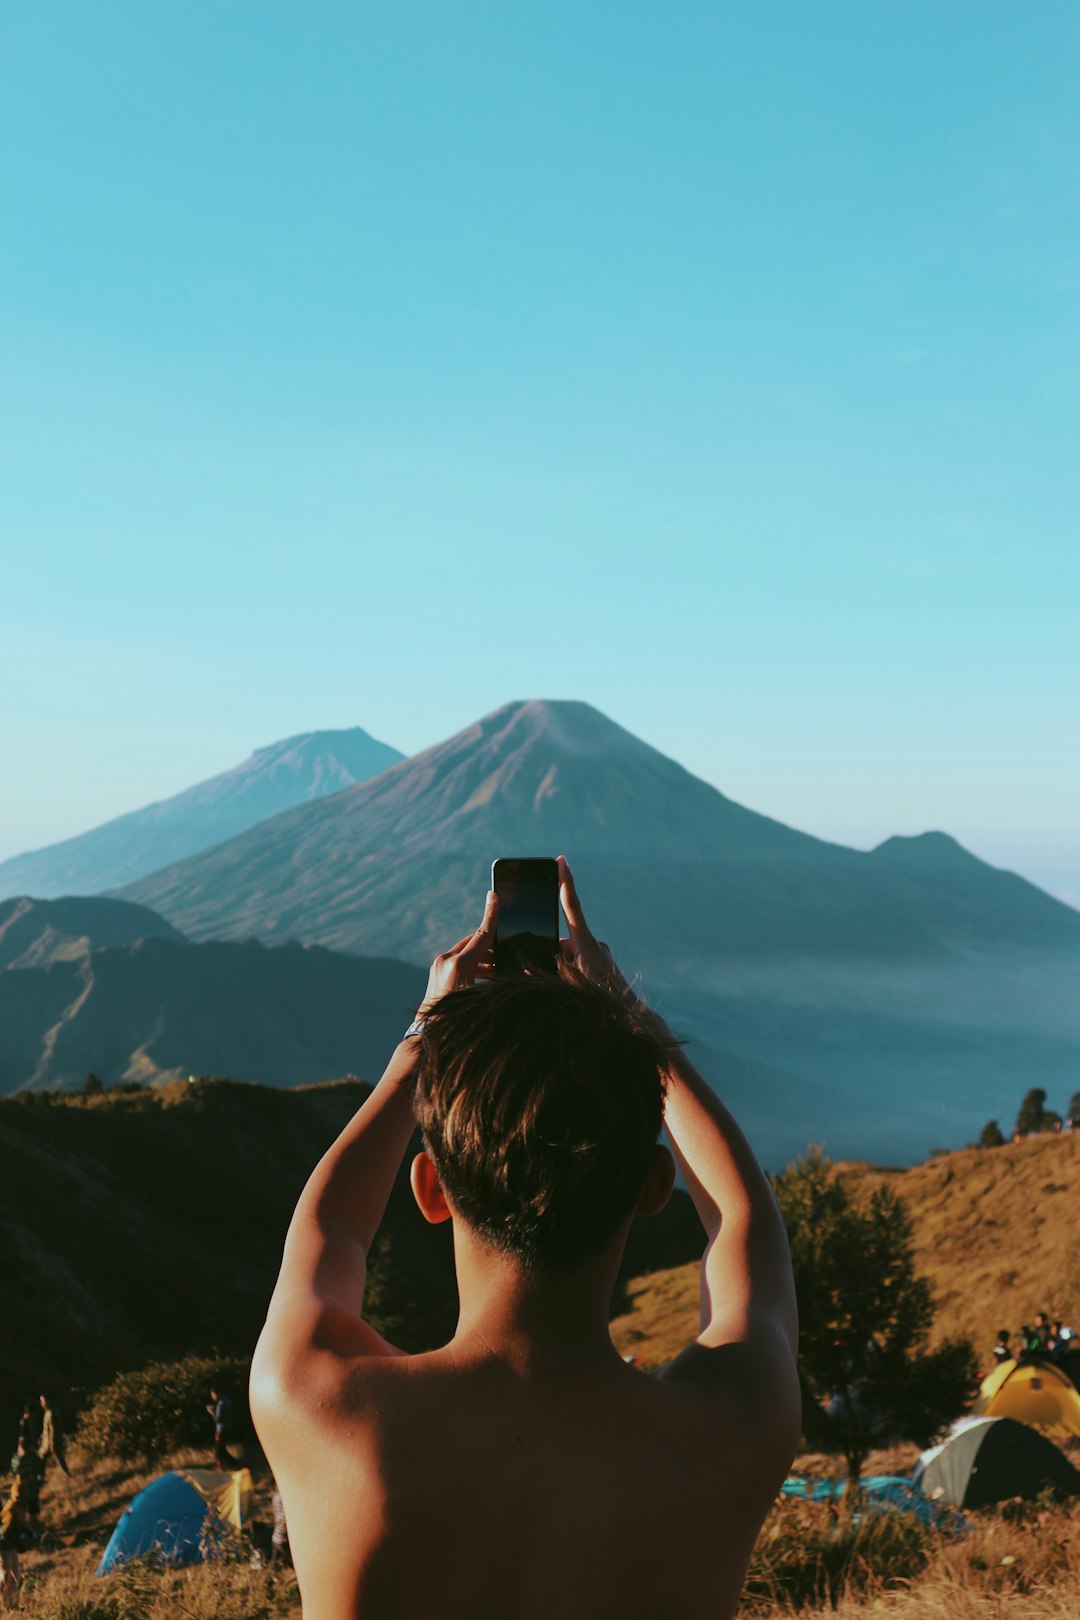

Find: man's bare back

[270,1342,789,1620]
[252,862,799,1619]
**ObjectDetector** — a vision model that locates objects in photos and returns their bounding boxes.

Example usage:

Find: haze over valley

[2,701,1077,1167]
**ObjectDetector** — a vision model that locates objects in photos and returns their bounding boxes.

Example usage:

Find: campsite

[5,1101,1080,1617]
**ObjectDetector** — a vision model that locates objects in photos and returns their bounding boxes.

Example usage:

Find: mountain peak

[0,724,404,901]
[870,831,975,865]
[246,725,398,763]
[465,699,660,760]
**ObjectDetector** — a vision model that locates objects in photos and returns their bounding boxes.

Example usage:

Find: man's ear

[410,1151,453,1225]
[637,1143,676,1216]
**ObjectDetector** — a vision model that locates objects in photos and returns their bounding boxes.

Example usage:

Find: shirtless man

[251,858,799,1619]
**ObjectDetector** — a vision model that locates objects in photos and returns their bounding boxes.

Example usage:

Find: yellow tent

[175,1468,252,1530]
[975,1360,1080,1440]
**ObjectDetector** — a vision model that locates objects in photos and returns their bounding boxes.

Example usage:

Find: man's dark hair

[413,969,669,1269]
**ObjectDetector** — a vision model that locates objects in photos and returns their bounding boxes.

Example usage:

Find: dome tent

[781,1473,961,1528]
[96,1468,252,1576]
[913,1416,1079,1509]
[975,1358,1080,1439]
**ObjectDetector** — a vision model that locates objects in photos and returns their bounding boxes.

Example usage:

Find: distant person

[992,1329,1011,1365]
[0,1482,30,1612]
[9,1443,41,1522]
[270,1489,290,1567]
[207,1388,235,1470]
[1035,1311,1052,1351]
[1017,1323,1039,1360]
[37,1396,69,1478]
[14,1410,35,1455]
[251,859,800,1620]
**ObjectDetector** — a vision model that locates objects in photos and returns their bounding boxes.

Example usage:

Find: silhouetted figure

[992,1329,1011,1365]
[0,1481,31,1612]
[37,1395,69,1478]
[14,1409,36,1455]
[1016,1323,1040,1361]
[207,1388,235,1469]
[270,1489,290,1567]
[9,1442,41,1522]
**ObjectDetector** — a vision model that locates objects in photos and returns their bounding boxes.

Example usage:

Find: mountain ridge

[0,896,425,1095]
[119,699,1080,966]
[0,725,404,900]
[110,698,1080,1163]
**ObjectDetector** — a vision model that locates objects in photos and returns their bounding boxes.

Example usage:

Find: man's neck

[448,1222,628,1371]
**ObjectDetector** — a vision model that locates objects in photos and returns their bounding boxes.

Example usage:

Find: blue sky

[2,3,1077,901]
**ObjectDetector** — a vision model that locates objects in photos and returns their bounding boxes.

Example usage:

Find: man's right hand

[557,856,631,997]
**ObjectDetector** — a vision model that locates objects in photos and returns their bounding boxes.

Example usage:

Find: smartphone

[491,857,560,973]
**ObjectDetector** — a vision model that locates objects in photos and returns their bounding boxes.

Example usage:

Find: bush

[75,1353,251,1464]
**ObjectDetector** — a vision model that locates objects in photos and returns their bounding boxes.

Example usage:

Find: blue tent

[781,1473,964,1529]
[96,1468,251,1576]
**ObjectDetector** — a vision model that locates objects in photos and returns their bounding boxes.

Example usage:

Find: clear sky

[2,3,1077,902]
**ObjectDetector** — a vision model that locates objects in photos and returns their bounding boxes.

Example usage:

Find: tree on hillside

[978,1120,1005,1148]
[83,1072,103,1096]
[773,1149,978,1486]
[1068,1092,1080,1128]
[1014,1088,1060,1138]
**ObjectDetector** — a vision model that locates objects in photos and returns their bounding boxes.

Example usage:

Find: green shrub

[75,1353,251,1464]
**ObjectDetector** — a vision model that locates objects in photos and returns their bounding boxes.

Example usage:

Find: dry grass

[15,1442,1080,1619]
[16,1443,301,1618]
[612,1132,1080,1371]
[740,1493,1080,1617]
[842,1131,1080,1357]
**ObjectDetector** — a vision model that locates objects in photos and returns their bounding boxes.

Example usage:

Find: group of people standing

[1,1395,68,1610]
[992,1311,1077,1368]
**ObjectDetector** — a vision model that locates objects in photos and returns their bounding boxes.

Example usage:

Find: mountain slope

[120,700,1080,970]
[0,927,425,1095]
[0,725,404,900]
[611,1129,1080,1374]
[114,700,1080,1165]
[0,894,183,969]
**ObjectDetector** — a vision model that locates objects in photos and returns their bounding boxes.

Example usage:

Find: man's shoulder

[655,1328,800,1467]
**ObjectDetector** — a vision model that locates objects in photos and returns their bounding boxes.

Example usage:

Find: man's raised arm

[250,895,498,1410]
[659,1048,797,1372]
[556,856,798,1424]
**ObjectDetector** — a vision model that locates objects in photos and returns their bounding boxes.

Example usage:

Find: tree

[1069,1092,1080,1129]
[83,1072,103,1096]
[978,1120,1005,1148]
[1014,1087,1056,1137]
[773,1149,978,1486]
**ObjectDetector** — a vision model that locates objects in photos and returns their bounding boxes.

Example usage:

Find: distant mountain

[0,895,183,969]
[118,701,1080,1164]
[121,700,1080,967]
[0,897,425,1095]
[0,726,404,900]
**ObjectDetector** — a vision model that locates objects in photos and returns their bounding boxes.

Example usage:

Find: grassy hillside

[16,1440,1080,1619]
[0,1077,453,1417]
[611,1130,1080,1371]
[0,1079,701,1419]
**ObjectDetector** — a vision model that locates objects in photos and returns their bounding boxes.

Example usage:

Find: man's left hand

[417,890,498,1015]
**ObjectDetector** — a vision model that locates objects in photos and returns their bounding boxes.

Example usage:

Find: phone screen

[492,857,559,972]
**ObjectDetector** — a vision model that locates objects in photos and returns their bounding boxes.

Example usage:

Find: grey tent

[913,1415,1079,1508]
